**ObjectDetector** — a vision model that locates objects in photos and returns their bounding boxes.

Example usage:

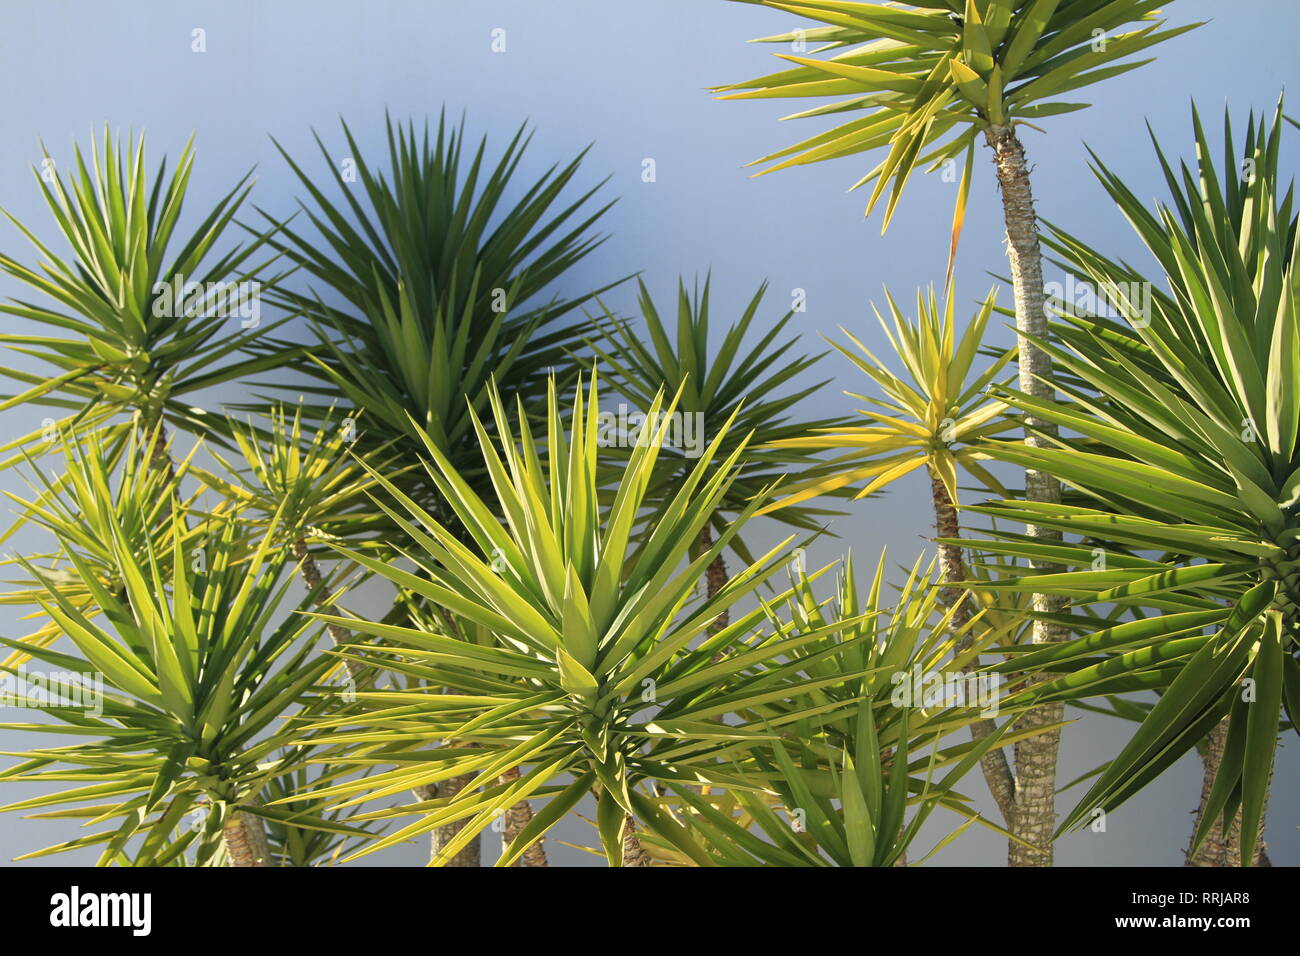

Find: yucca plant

[194,403,389,677]
[764,286,1013,513]
[965,98,1299,866]
[0,428,209,664]
[761,284,1024,822]
[0,434,347,865]
[650,552,1036,866]
[0,129,288,473]
[1034,99,1299,866]
[585,275,852,630]
[254,113,619,520]
[254,116,622,863]
[289,376,882,866]
[716,0,1199,863]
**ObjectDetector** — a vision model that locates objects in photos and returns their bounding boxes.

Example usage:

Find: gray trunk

[986,123,1068,867]
[929,470,1017,825]
[1186,718,1271,866]
[423,772,481,867]
[292,538,365,682]
[498,765,548,866]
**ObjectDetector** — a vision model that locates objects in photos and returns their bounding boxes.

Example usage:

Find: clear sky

[0,0,1294,866]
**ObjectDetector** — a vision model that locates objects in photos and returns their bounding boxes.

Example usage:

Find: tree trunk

[410,609,484,867]
[696,524,730,667]
[986,124,1067,867]
[419,608,542,867]
[621,816,653,867]
[223,804,273,867]
[424,772,481,867]
[697,524,730,629]
[498,765,548,867]
[929,471,1017,826]
[1185,718,1271,866]
[291,538,364,682]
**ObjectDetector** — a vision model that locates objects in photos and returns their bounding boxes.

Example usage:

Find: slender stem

[928,470,1017,825]
[987,123,1067,867]
[291,538,364,682]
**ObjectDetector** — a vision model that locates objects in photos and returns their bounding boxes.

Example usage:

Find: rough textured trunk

[697,524,730,629]
[929,471,1017,826]
[292,538,364,682]
[422,772,481,867]
[696,524,730,668]
[621,816,653,867]
[987,124,1067,867]
[1185,718,1271,866]
[223,804,273,867]
[416,609,483,867]
[498,765,548,866]
[412,746,481,868]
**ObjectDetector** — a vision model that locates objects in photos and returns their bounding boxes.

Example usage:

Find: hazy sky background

[0,0,1294,866]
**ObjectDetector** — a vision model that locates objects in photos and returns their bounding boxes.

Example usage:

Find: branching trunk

[929,471,1017,826]
[1186,718,1271,866]
[223,804,273,867]
[987,123,1068,867]
[621,816,653,867]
